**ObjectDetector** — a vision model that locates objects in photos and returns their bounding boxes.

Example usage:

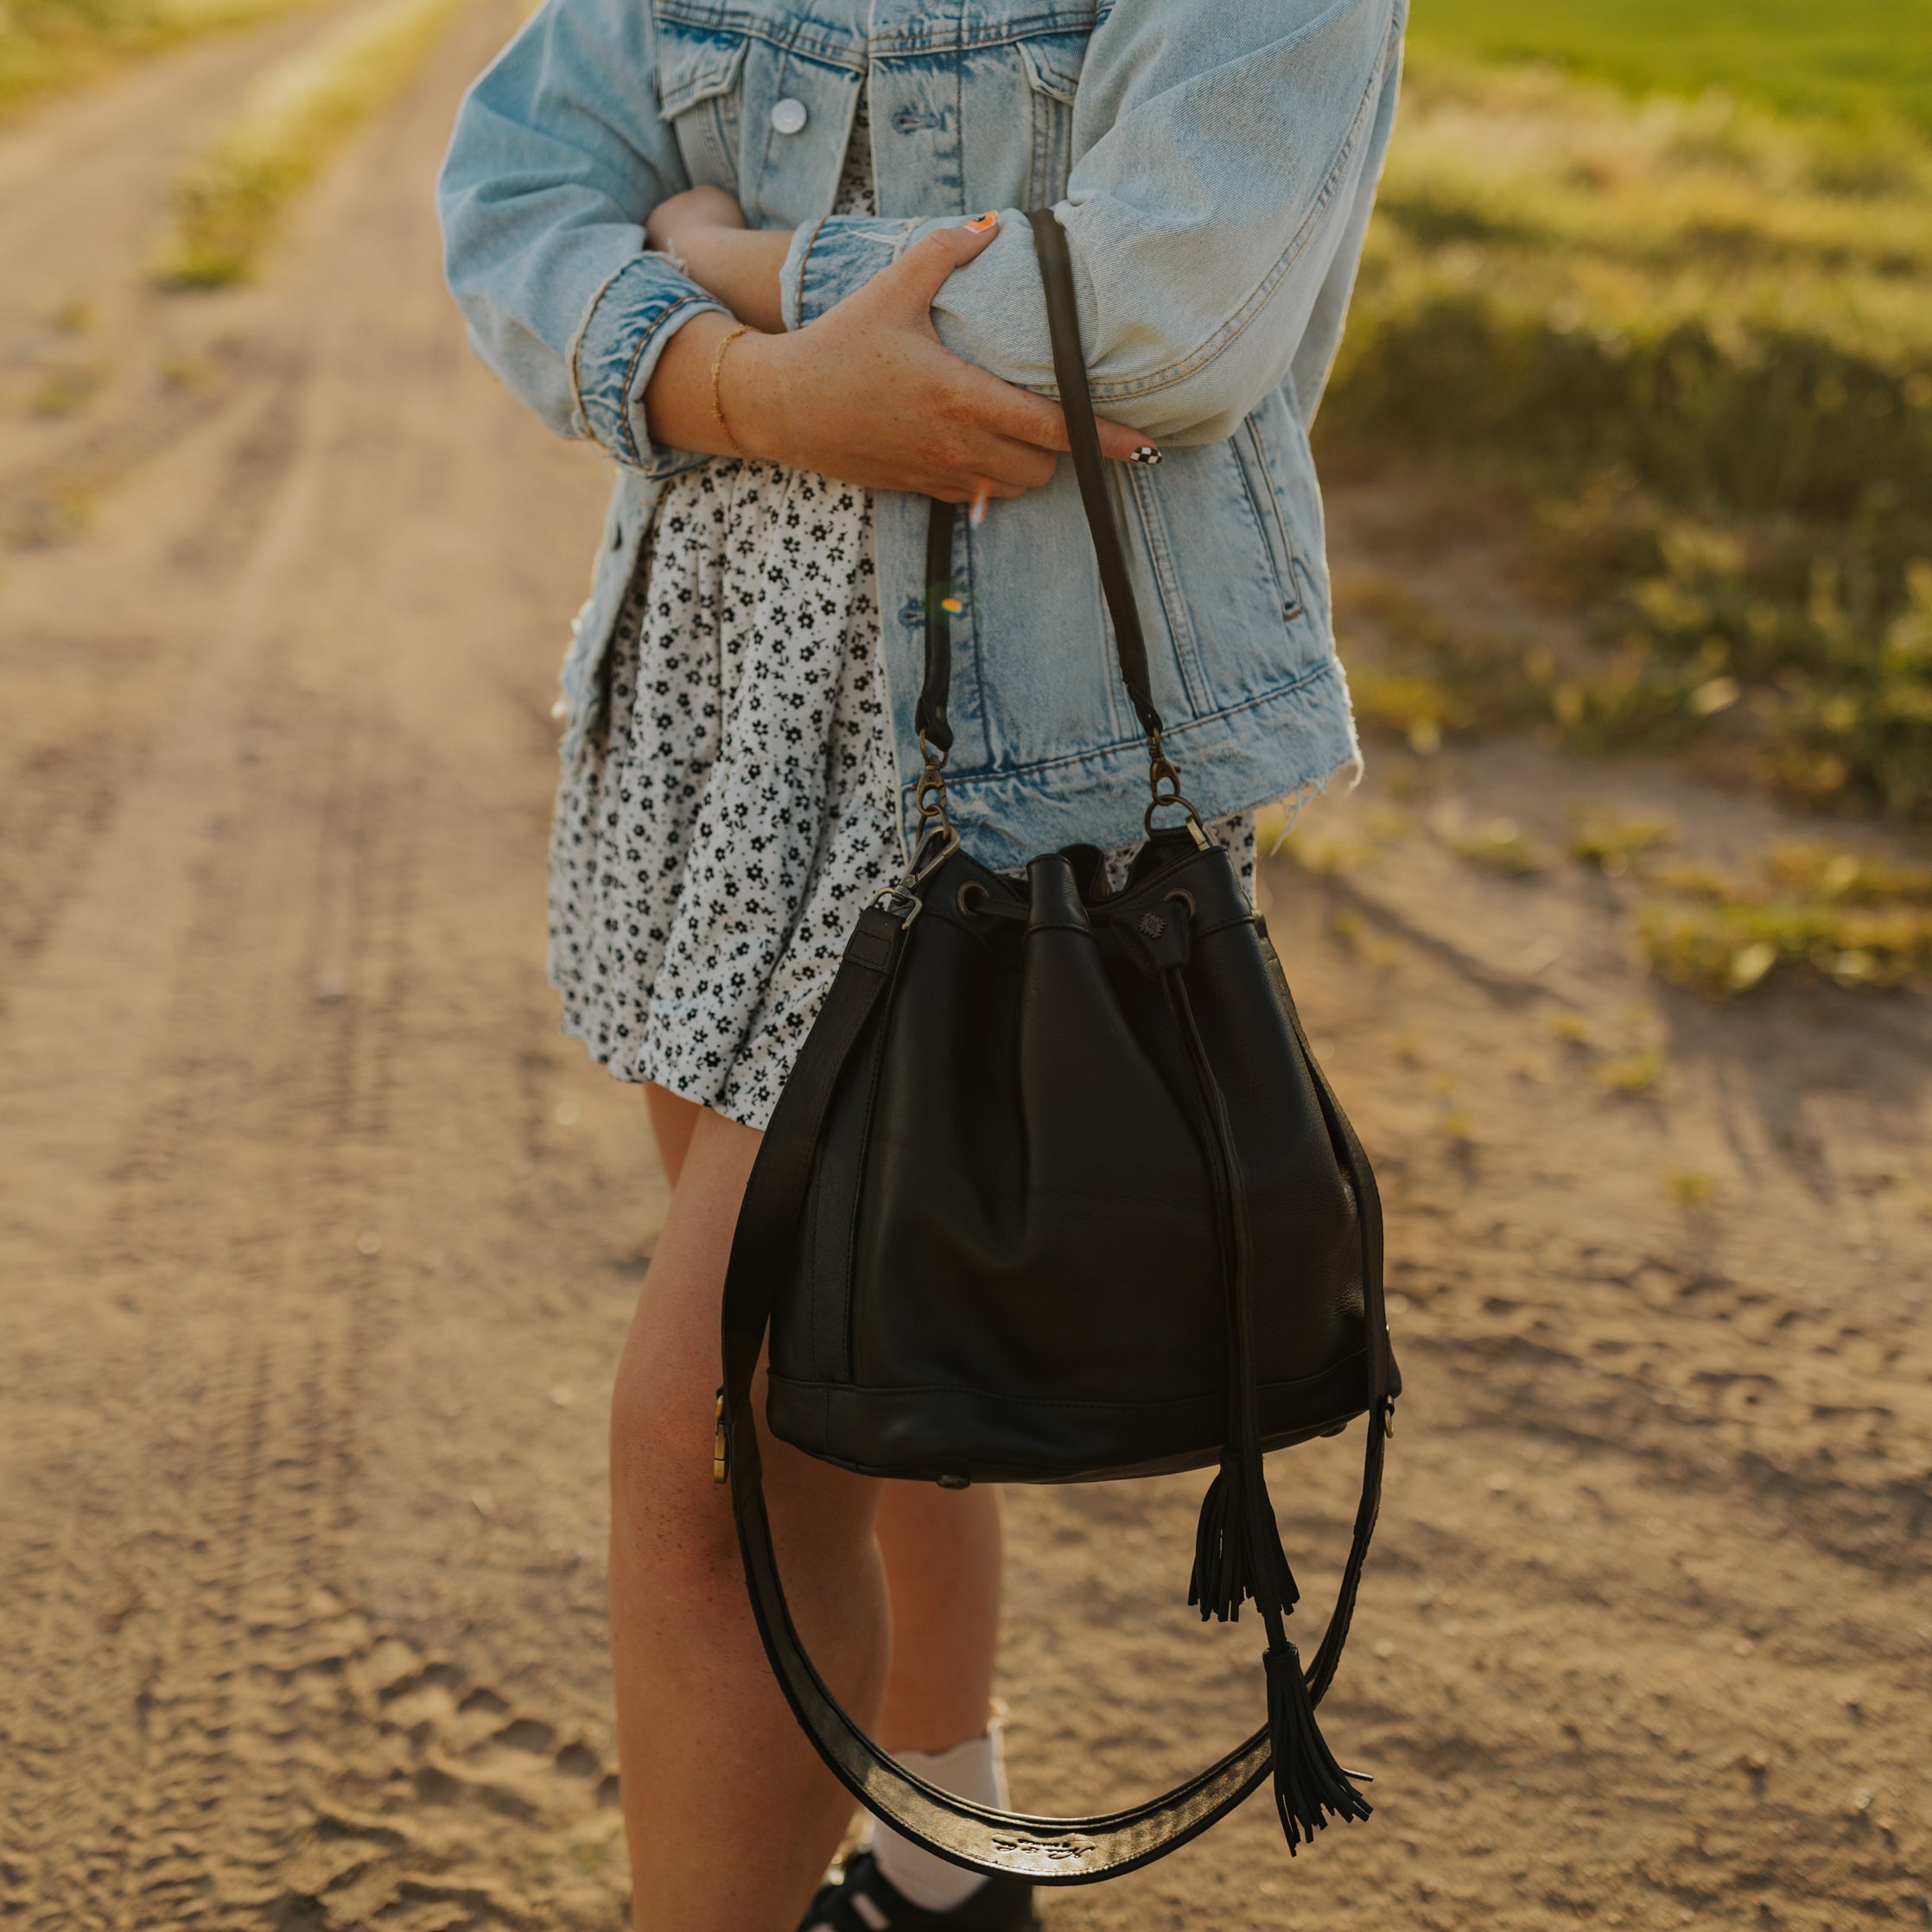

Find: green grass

[0,0,328,124]
[1409,0,1932,134]
[1636,840,1932,993]
[1319,58,1932,819]
[151,0,464,284]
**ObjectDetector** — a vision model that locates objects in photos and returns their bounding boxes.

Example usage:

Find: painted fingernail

[1128,445,1163,466]
[966,210,1000,232]
[969,481,992,529]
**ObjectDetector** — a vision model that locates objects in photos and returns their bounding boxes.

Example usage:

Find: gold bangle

[709,321,752,459]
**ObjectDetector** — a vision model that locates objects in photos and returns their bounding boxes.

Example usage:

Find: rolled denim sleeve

[435,0,727,476]
[780,0,1404,445]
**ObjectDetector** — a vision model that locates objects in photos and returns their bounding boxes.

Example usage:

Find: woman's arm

[641,215,1158,501]
[436,0,721,475]
[438,0,1154,496]
[645,187,790,335]
[778,0,1407,445]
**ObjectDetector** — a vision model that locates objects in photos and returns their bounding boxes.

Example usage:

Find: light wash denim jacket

[437,0,1405,867]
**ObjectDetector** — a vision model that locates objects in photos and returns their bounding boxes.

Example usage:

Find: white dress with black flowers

[546,99,1255,1132]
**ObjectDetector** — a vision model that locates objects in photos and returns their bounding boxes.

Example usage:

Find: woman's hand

[643,214,1158,503]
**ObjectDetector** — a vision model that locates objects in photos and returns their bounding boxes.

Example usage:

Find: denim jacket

[437,0,1405,867]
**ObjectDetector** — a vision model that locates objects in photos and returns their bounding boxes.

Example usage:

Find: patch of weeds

[1253,800,1296,851]
[1547,1011,1592,1045]
[1276,802,1413,875]
[1336,572,1548,753]
[1596,1045,1666,1096]
[1666,1168,1715,1206]
[159,352,215,391]
[1568,808,1678,874]
[29,361,105,418]
[1636,839,1932,994]
[1452,816,1548,875]
[1763,838,1932,902]
[1383,758,1446,804]
[1287,832,1382,875]
[153,0,467,285]
[1643,859,1737,903]
[1350,668,1453,756]
[0,0,332,126]
[1329,906,1407,970]
[13,469,102,544]
[1318,62,1932,821]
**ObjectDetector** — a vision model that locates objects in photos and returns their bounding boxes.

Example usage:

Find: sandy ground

[1,10,1929,1929]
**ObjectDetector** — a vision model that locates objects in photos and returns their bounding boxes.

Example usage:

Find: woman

[437,0,1403,1925]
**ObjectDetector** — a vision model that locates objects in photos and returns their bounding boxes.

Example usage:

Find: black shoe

[798,1850,1039,1932]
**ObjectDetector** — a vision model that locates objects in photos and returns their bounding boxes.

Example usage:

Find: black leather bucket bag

[719,209,1401,1883]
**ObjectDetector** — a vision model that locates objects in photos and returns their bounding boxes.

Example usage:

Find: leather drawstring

[1163,963,1374,1850]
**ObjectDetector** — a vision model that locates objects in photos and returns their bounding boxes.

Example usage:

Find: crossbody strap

[715,213,1391,1885]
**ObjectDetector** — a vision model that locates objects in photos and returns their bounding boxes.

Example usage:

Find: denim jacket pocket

[1016,32,1085,207]
[655,20,750,188]
[1230,416,1305,626]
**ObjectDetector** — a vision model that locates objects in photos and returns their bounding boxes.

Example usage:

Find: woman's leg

[645,1081,702,1190]
[609,1106,892,1932]
[873,1483,1004,1753]
[864,1484,1009,1913]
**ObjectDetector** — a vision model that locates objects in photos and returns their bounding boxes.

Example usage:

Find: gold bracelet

[709,321,752,459]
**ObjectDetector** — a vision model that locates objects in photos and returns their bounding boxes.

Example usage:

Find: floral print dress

[546,97,1255,1132]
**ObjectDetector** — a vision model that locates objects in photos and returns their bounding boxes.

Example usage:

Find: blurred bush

[1320,61,1932,819]
[152,0,465,283]
[0,0,324,120]
[1408,0,1932,132]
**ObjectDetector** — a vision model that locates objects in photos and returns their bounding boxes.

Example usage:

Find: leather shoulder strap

[1025,207,1163,744]
[913,210,1166,761]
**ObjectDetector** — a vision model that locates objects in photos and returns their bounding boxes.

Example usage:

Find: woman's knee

[609,1352,730,1548]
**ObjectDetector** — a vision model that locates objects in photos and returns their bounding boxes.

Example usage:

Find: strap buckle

[873,736,961,926]
[1144,733,1210,848]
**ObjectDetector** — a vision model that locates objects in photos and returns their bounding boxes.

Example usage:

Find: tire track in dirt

[1,3,636,1923]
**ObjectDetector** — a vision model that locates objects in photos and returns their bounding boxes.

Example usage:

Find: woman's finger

[964,373,1161,467]
[868,213,1003,316]
[1093,414,1161,466]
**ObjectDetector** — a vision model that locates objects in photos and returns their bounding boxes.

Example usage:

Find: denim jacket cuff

[569,251,728,477]
[780,215,937,329]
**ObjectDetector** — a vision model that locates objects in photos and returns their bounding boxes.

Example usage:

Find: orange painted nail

[966,210,1000,232]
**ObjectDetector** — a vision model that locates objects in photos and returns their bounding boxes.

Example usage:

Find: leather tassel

[1264,1643,1371,1852]
[1187,1459,1245,1621]
[1188,1456,1301,1623]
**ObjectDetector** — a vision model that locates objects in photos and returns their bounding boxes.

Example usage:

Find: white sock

[868,1726,1008,1913]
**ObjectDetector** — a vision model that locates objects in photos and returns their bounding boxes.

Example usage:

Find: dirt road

[0,12,1927,1928]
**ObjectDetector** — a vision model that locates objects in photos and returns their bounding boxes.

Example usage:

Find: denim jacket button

[770,97,808,135]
